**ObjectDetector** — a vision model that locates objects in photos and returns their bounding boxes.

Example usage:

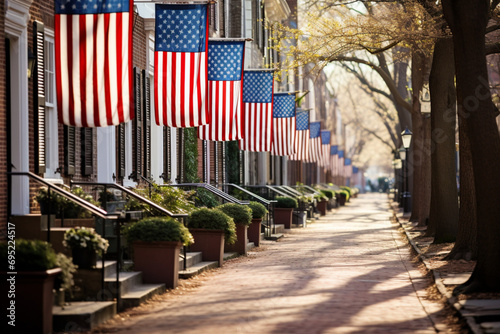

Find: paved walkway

[110,193,452,333]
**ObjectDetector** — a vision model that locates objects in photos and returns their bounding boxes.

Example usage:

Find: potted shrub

[217,203,252,255]
[188,208,236,266]
[0,239,61,334]
[274,197,297,229]
[63,227,109,269]
[320,189,335,210]
[315,194,329,216]
[336,190,348,206]
[294,196,309,227]
[125,217,193,288]
[247,202,268,247]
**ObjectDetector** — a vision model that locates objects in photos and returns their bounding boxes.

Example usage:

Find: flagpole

[244,68,277,72]
[134,0,216,4]
[209,38,253,42]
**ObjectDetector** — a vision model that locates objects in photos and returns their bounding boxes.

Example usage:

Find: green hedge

[188,208,237,244]
[275,197,298,209]
[248,201,268,219]
[125,217,194,246]
[217,203,252,226]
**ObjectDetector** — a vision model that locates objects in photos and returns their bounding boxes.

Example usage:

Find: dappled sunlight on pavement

[106,193,455,334]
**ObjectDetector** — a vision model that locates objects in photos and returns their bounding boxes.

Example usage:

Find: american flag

[154,4,209,128]
[289,109,309,161]
[345,158,353,178]
[239,71,274,152]
[271,93,296,156]
[55,0,133,127]
[308,121,322,163]
[330,145,338,175]
[338,150,345,177]
[320,130,331,168]
[198,40,245,141]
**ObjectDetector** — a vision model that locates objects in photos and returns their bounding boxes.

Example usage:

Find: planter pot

[317,200,327,216]
[248,218,262,247]
[274,208,294,229]
[225,223,248,255]
[189,229,225,267]
[1,268,61,334]
[72,248,97,269]
[338,194,347,206]
[132,241,182,289]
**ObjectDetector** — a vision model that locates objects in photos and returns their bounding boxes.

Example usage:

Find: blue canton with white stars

[331,145,338,155]
[353,167,358,173]
[345,158,352,165]
[155,4,207,53]
[55,0,129,14]
[208,41,244,81]
[321,131,331,145]
[296,109,309,131]
[273,93,295,118]
[338,150,344,158]
[243,71,273,103]
[310,122,321,138]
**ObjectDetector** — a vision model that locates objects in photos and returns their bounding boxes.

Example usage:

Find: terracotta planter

[317,200,327,216]
[248,218,262,247]
[225,223,248,255]
[337,194,347,206]
[72,248,97,269]
[274,208,294,229]
[132,241,182,289]
[189,229,225,267]
[1,268,61,334]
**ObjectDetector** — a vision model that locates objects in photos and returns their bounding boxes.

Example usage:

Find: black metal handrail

[222,184,277,238]
[169,183,249,205]
[271,185,302,198]
[293,185,322,196]
[70,181,188,218]
[9,172,121,220]
[242,185,289,199]
[279,185,304,197]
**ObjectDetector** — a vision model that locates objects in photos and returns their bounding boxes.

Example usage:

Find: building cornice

[5,0,33,37]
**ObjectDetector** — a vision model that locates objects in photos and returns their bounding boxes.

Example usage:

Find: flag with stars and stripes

[198,40,245,141]
[55,0,134,127]
[271,93,296,156]
[154,4,209,128]
[345,158,353,178]
[289,109,309,161]
[320,130,331,168]
[239,70,274,152]
[308,121,322,163]
[330,145,338,175]
[338,150,345,177]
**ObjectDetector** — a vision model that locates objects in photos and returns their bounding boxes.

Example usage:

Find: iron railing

[169,183,249,205]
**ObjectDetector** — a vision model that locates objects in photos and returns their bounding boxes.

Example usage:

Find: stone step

[178,252,203,269]
[121,284,166,310]
[223,252,239,261]
[53,301,116,332]
[179,261,219,279]
[104,271,143,296]
[246,242,255,251]
[272,224,285,234]
[95,260,118,277]
[265,233,284,241]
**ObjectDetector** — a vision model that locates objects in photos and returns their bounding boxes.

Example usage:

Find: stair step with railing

[178,251,203,268]
[179,261,219,279]
[121,284,167,309]
[273,224,285,233]
[104,271,143,296]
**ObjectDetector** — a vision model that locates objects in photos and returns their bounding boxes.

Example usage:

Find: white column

[6,0,33,215]
[97,127,116,183]
[122,122,136,187]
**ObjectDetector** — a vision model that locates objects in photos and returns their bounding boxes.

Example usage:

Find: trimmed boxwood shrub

[320,189,334,199]
[188,208,237,244]
[0,239,57,271]
[217,203,252,226]
[248,201,268,219]
[125,217,194,246]
[275,197,298,209]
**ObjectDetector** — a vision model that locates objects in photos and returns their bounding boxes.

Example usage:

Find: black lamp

[27,47,36,79]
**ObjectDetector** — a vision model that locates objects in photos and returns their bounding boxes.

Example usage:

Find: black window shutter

[64,125,76,176]
[142,70,151,179]
[81,128,93,176]
[117,123,126,179]
[163,127,171,182]
[133,68,142,181]
[34,21,46,175]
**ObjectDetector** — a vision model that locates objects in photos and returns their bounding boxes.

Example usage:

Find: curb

[390,200,482,334]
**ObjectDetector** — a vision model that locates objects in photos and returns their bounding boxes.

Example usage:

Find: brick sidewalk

[106,193,454,333]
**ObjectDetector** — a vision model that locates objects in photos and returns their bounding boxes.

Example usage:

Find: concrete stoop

[53,301,116,332]
[391,201,499,334]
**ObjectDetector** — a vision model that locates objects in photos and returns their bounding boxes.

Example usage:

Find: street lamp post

[401,127,413,213]
[398,147,406,207]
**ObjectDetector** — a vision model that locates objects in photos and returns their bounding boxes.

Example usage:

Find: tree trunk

[446,116,477,260]
[429,38,459,243]
[443,0,500,293]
